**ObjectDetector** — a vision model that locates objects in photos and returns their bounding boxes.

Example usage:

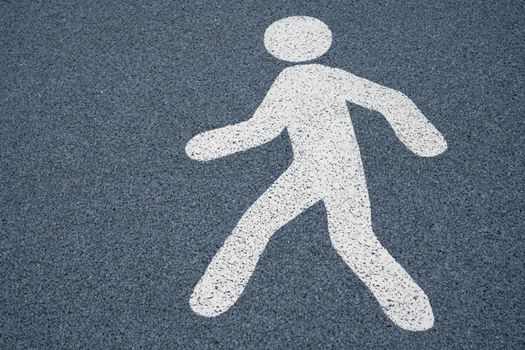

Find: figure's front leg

[190,166,319,317]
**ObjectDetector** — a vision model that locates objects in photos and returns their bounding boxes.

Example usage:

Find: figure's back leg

[323,175,434,331]
[190,166,319,317]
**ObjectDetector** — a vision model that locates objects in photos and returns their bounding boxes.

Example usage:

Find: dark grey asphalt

[1,0,524,349]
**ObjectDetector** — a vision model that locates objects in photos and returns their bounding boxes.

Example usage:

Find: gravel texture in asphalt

[1,0,523,349]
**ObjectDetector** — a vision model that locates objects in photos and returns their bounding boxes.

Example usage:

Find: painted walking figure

[186,16,447,331]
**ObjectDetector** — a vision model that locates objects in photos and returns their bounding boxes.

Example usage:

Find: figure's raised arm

[185,79,286,162]
[337,69,447,157]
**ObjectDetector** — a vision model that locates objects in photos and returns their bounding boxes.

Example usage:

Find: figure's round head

[264,16,332,63]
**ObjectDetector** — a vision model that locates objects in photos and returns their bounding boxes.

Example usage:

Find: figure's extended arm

[339,69,447,157]
[185,81,285,162]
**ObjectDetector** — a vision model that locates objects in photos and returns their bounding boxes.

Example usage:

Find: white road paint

[264,16,332,63]
[185,16,447,331]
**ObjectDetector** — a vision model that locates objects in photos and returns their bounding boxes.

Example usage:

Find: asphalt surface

[1,0,524,349]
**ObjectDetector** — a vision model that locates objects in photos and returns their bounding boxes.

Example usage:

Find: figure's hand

[336,69,448,158]
[185,133,213,161]
[405,119,448,158]
[185,114,283,161]
[384,92,448,158]
[185,74,286,162]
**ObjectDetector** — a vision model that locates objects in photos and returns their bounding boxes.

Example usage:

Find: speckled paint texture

[0,0,524,349]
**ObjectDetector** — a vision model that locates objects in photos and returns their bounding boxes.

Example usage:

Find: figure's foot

[357,251,435,331]
[355,256,435,331]
[327,224,435,331]
[189,235,260,318]
[189,260,251,317]
[189,281,235,317]
[378,289,434,331]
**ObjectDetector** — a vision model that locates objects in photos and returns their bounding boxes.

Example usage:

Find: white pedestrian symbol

[186,16,447,331]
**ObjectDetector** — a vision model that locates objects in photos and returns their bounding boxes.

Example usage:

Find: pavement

[0,0,524,349]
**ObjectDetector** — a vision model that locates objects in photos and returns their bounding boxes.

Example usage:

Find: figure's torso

[273,64,364,174]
